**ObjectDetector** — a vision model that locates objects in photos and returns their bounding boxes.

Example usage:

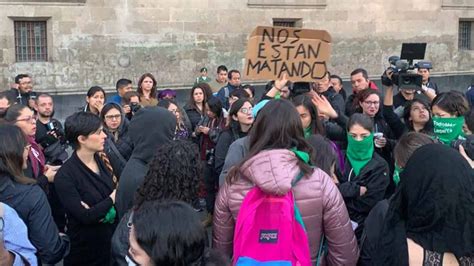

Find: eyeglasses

[363,101,380,106]
[16,115,37,123]
[105,114,121,120]
[240,107,253,115]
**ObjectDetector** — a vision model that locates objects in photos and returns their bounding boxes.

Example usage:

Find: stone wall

[0,0,474,94]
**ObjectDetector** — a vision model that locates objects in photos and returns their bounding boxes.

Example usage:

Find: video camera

[381,43,430,90]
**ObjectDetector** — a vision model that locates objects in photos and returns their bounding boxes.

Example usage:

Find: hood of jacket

[128,106,176,163]
[240,149,301,195]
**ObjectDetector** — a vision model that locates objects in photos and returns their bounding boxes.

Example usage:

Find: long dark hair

[227,99,314,184]
[134,140,201,208]
[137,73,157,98]
[292,94,325,135]
[403,99,433,134]
[188,86,207,113]
[0,124,35,184]
[132,200,207,265]
[307,135,337,176]
[227,98,253,133]
[4,104,29,122]
[207,96,223,119]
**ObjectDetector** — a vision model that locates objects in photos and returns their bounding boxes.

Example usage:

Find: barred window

[459,21,472,50]
[14,21,48,62]
[273,18,302,28]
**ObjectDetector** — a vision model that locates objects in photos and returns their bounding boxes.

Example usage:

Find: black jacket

[54,152,117,266]
[337,153,389,239]
[116,107,176,218]
[321,87,345,117]
[35,118,68,165]
[184,104,203,132]
[111,210,132,266]
[0,176,70,264]
[104,117,133,178]
[214,127,247,176]
[345,94,357,117]
[359,199,389,266]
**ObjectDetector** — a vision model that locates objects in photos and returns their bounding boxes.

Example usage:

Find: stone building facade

[0,0,474,94]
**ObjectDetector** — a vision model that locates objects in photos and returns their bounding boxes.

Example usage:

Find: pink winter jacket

[212,149,359,265]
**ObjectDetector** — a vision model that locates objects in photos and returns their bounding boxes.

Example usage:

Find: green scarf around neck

[393,164,403,186]
[304,127,312,139]
[290,147,310,164]
[432,116,465,145]
[346,133,374,176]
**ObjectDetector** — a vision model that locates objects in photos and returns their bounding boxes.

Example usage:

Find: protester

[215,98,254,180]
[83,86,106,115]
[307,134,339,182]
[354,89,396,176]
[55,112,117,266]
[263,79,292,100]
[313,71,346,117]
[137,73,158,107]
[228,88,250,108]
[100,103,133,178]
[359,132,435,265]
[337,113,389,240]
[292,94,325,138]
[109,79,133,104]
[330,74,347,101]
[185,85,208,134]
[0,124,70,264]
[157,88,177,100]
[383,84,433,138]
[111,140,201,266]
[213,99,359,264]
[431,91,470,145]
[34,93,68,165]
[373,144,474,265]
[4,104,59,194]
[116,107,176,218]
[0,202,38,266]
[0,91,14,118]
[129,201,229,266]
[157,99,191,140]
[195,96,226,226]
[242,84,255,102]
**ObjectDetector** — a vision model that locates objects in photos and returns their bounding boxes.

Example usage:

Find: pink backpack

[232,174,312,266]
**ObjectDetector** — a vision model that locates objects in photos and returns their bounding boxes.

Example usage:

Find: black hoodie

[116,107,176,218]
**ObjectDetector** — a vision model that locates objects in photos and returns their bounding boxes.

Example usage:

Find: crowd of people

[0,63,473,266]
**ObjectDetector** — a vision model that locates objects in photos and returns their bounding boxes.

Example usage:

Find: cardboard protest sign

[244,26,332,82]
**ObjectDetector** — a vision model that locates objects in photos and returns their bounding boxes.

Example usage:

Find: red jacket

[213,149,359,265]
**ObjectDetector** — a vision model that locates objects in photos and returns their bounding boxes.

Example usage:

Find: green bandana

[304,127,312,139]
[101,206,116,224]
[393,164,403,186]
[275,91,281,100]
[346,133,374,176]
[290,147,310,164]
[432,116,465,145]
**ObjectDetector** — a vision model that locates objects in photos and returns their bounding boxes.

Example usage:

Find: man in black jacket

[346,68,372,116]
[6,74,36,109]
[313,71,345,117]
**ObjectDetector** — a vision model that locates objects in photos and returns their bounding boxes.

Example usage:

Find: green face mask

[433,116,465,145]
[393,164,403,186]
[346,133,374,176]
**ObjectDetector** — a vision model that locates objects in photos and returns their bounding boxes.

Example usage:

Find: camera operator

[382,68,436,116]
[122,91,141,120]
[417,62,439,94]
[6,74,37,109]
[108,78,133,105]
[34,93,68,166]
